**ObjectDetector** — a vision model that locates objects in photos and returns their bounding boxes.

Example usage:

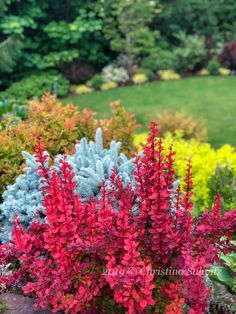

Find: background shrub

[208,166,236,212]
[88,74,104,90]
[198,69,210,76]
[141,68,156,80]
[2,0,236,90]
[113,54,138,74]
[0,99,12,118]
[59,59,94,84]
[219,67,231,76]
[221,40,236,70]
[0,1,108,88]
[173,32,206,72]
[100,81,118,90]
[207,59,220,75]
[74,84,93,95]
[0,72,70,105]
[102,64,129,84]
[0,101,28,120]
[0,99,27,120]
[132,73,148,84]
[158,69,181,80]
[156,110,207,141]
[141,49,179,72]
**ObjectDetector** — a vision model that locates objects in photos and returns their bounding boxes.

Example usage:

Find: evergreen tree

[98,0,160,75]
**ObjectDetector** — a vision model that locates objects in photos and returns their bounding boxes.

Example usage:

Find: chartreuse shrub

[74,84,93,95]
[134,132,236,214]
[0,128,135,242]
[101,81,118,91]
[0,95,138,197]
[198,69,210,76]
[219,68,231,76]
[132,73,148,84]
[158,69,181,80]
[0,123,235,314]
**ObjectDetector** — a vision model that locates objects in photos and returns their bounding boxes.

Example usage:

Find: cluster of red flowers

[0,122,235,314]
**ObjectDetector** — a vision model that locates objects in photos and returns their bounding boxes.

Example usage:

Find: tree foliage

[1,0,236,88]
[98,0,160,75]
[0,0,109,86]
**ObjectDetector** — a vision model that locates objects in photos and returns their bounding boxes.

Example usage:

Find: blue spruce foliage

[0,128,135,242]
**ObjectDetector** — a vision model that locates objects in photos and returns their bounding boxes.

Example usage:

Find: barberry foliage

[0,123,235,314]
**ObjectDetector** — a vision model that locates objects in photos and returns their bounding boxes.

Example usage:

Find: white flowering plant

[102,64,129,84]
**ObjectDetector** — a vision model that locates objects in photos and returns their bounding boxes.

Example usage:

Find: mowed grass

[63,76,236,148]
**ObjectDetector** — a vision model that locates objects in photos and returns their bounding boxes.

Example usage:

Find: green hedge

[0,72,70,105]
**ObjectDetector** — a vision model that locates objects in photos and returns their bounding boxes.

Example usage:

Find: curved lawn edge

[62,76,236,148]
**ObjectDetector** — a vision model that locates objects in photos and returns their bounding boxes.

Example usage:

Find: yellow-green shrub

[75,84,93,95]
[158,69,181,80]
[100,81,118,91]
[132,73,148,84]
[219,67,231,76]
[0,94,139,197]
[198,69,210,76]
[134,132,236,214]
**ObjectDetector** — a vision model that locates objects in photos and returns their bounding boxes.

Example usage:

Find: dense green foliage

[209,240,236,301]
[0,71,70,104]
[0,0,110,88]
[99,0,159,76]
[0,99,27,119]
[208,166,236,212]
[1,0,236,90]
[88,74,104,90]
[157,0,236,42]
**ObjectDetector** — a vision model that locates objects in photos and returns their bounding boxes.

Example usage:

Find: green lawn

[63,76,236,148]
